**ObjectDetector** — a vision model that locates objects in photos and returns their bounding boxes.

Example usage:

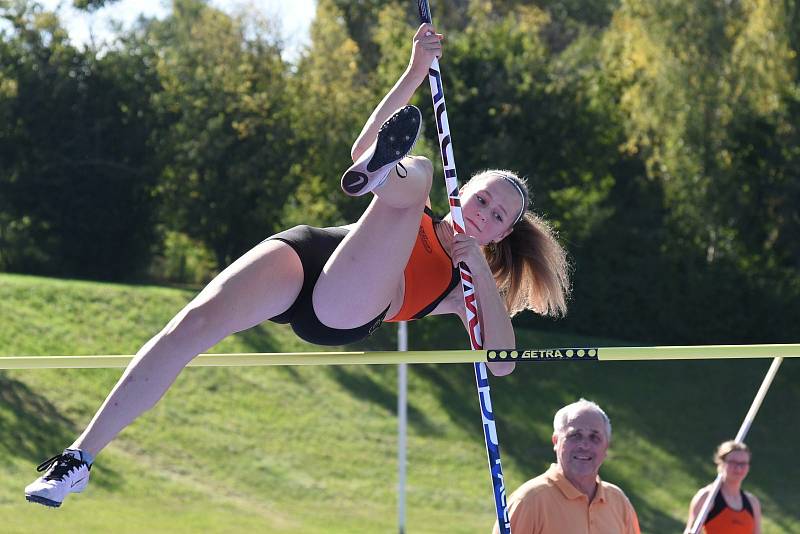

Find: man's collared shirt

[492,463,641,534]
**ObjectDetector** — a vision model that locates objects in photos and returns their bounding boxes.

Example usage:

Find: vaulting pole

[415,1,510,530]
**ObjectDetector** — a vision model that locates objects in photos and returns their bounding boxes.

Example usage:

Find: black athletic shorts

[267,225,388,346]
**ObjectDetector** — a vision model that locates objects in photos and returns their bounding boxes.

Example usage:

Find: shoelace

[36,453,86,481]
[396,161,407,178]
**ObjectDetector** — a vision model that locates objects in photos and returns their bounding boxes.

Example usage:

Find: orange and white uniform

[386,207,459,322]
[703,490,755,534]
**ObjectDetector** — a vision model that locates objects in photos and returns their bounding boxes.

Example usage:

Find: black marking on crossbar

[486,348,599,362]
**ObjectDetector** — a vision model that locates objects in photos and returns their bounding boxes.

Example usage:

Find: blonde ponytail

[485,211,570,317]
[469,170,570,317]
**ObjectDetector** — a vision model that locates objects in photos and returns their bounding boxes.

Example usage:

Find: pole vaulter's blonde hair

[474,170,571,317]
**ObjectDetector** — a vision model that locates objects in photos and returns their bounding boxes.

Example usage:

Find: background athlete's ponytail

[477,171,571,317]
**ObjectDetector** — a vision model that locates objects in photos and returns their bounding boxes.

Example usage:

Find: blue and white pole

[416,1,511,531]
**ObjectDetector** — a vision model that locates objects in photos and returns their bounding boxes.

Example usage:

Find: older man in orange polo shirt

[493,399,640,534]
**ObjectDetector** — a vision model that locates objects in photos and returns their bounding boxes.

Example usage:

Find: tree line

[1,0,798,344]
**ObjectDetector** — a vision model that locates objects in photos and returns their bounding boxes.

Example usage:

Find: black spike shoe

[341,105,422,196]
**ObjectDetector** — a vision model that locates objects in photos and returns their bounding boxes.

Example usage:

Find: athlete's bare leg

[313,156,433,328]
[70,240,304,457]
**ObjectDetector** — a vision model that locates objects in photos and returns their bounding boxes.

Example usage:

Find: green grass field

[1,273,798,533]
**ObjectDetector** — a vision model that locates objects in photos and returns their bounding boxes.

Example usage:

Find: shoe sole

[341,106,422,196]
[26,494,62,507]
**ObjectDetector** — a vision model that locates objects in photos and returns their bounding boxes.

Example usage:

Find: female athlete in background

[686,441,763,534]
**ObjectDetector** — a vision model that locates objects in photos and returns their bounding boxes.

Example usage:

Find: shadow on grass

[411,354,800,532]
[234,324,285,353]
[327,366,436,435]
[231,323,308,383]
[0,373,75,460]
[565,359,800,531]
[0,372,123,490]
[332,320,447,434]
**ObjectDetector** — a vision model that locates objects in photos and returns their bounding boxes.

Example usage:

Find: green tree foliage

[0,2,159,279]
[283,0,373,227]
[439,2,621,244]
[591,0,800,342]
[72,0,120,11]
[603,0,799,267]
[147,0,294,266]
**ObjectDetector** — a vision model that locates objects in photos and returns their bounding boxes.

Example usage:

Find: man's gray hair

[553,398,612,441]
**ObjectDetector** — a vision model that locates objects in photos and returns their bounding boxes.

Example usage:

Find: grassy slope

[0,273,798,533]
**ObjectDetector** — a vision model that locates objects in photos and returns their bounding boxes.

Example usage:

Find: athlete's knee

[163,297,227,347]
[402,156,433,197]
[176,305,210,334]
[408,156,433,181]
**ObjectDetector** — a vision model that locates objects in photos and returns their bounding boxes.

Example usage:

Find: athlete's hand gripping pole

[416,2,511,532]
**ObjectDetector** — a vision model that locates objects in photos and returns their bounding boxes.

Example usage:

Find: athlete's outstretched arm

[449,234,516,376]
[351,23,443,162]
